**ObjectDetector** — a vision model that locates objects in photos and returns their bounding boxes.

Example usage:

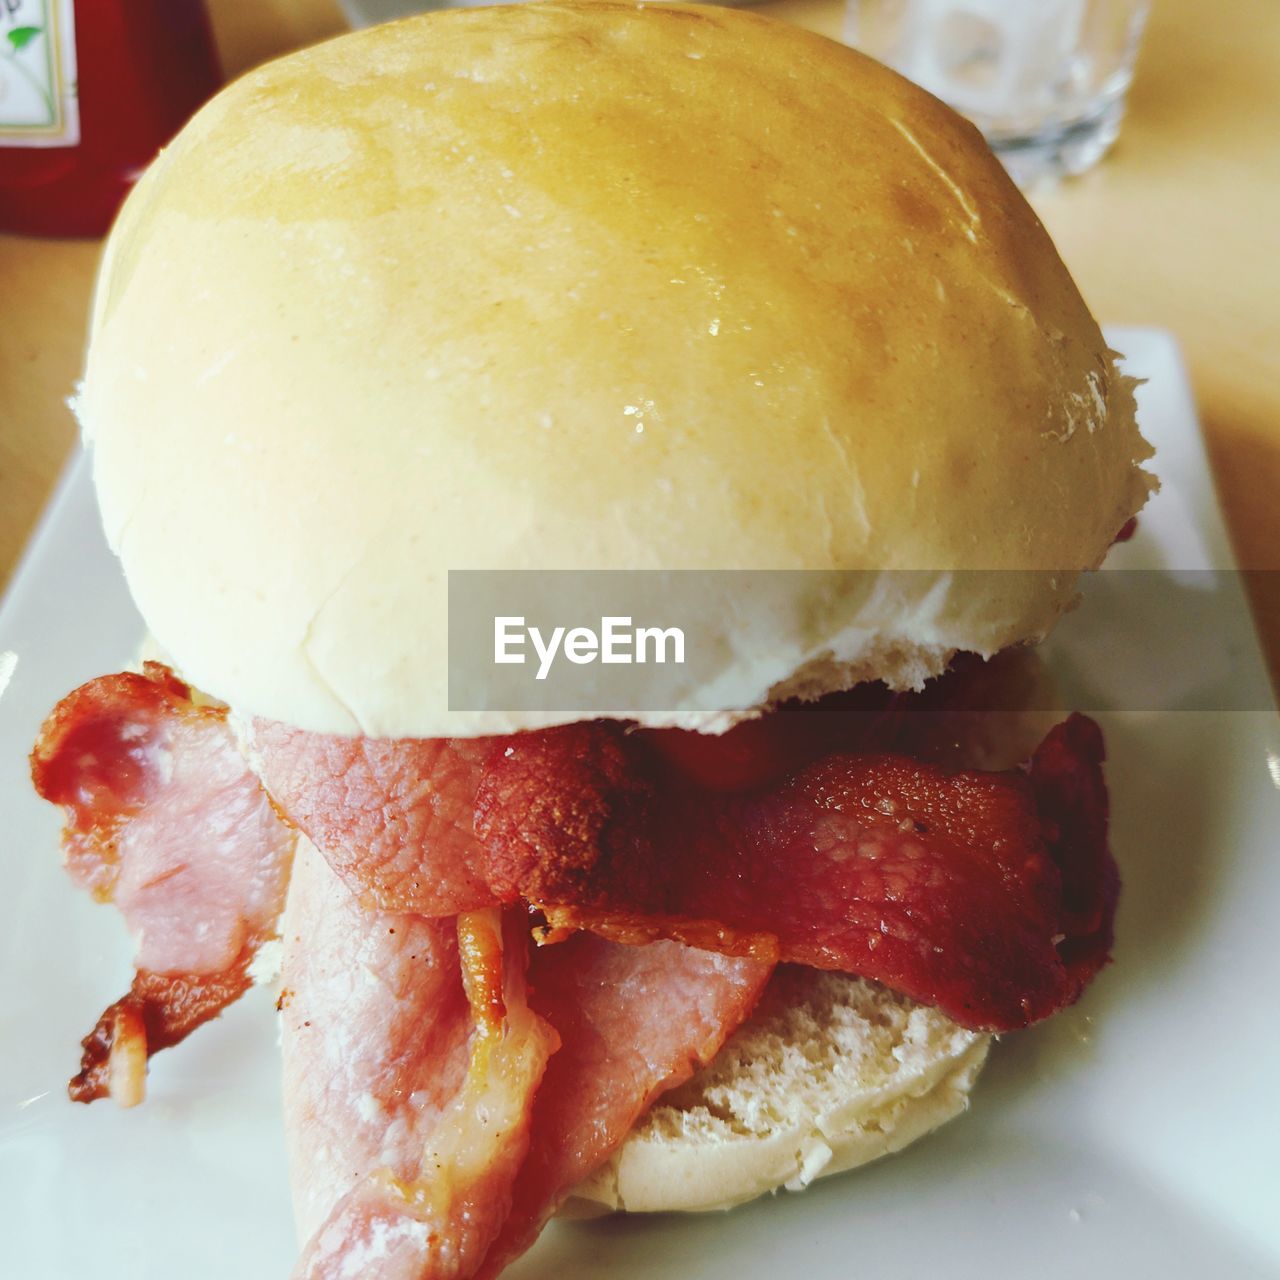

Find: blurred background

[0,0,1277,684]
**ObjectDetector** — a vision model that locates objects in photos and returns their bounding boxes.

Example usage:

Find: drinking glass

[845,0,1152,187]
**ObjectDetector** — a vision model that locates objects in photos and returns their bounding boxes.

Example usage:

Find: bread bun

[568,967,989,1215]
[78,1,1152,738]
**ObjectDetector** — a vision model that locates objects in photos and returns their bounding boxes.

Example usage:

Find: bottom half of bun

[566,968,989,1216]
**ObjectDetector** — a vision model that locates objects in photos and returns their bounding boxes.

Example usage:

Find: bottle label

[0,0,78,148]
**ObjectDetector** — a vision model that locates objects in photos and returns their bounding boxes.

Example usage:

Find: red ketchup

[0,0,220,237]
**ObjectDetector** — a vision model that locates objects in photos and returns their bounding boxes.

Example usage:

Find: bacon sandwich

[33,4,1154,1276]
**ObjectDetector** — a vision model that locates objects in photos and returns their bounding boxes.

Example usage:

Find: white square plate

[1,328,1277,1279]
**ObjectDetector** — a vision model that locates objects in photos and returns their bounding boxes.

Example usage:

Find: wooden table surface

[2,0,1277,687]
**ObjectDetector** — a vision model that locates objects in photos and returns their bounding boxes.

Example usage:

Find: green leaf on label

[7,26,42,52]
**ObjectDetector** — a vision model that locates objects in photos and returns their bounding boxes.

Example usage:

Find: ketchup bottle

[0,0,221,238]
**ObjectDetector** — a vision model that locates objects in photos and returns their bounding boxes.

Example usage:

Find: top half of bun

[76,1,1153,738]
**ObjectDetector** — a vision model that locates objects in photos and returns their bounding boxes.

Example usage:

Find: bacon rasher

[282,841,769,1280]
[285,841,557,1280]
[477,715,1116,1032]
[249,723,495,916]
[253,706,1115,1033]
[30,663,296,1104]
[480,930,772,1277]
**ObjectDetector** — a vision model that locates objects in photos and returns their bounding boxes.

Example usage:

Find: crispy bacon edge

[69,960,255,1106]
